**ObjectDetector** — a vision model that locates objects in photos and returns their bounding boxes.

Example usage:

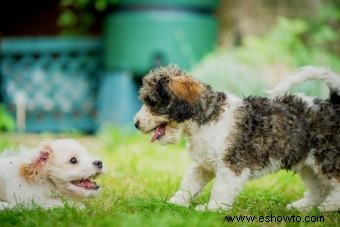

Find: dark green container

[104,0,218,74]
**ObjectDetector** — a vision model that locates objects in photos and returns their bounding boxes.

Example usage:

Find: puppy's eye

[149,99,156,107]
[69,157,77,164]
[145,97,156,107]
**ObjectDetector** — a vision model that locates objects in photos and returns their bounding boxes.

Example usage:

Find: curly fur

[135,65,340,211]
[139,65,226,124]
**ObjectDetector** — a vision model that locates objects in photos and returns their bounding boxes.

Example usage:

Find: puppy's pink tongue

[83,179,96,189]
[151,124,166,142]
[72,179,99,190]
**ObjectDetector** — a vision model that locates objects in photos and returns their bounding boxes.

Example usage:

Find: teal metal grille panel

[0,37,102,132]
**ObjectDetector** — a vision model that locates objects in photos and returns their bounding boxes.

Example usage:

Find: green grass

[0,129,339,226]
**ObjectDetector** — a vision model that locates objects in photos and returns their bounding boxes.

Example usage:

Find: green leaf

[0,105,15,132]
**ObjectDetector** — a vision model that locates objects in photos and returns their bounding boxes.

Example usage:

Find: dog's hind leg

[169,164,214,207]
[318,181,340,211]
[287,167,328,211]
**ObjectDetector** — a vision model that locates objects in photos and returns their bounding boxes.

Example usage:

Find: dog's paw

[286,199,314,211]
[168,195,190,207]
[286,203,300,210]
[195,203,230,212]
[317,201,340,211]
[195,204,208,212]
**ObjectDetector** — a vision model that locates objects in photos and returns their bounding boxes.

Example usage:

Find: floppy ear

[167,76,204,122]
[20,144,53,183]
[169,76,203,103]
[167,99,195,122]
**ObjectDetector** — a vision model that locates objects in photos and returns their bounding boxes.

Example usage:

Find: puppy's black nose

[93,160,103,169]
[134,120,140,129]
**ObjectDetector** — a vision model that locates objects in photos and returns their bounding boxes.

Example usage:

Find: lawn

[0,128,339,227]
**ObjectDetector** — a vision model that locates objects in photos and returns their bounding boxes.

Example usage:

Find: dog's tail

[267,66,340,104]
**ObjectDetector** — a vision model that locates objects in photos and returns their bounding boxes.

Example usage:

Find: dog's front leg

[196,167,249,211]
[169,165,214,207]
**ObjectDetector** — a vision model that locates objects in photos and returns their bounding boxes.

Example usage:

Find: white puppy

[0,139,103,210]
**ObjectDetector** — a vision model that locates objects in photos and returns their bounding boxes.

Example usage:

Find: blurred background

[1,2,339,224]
[0,0,339,133]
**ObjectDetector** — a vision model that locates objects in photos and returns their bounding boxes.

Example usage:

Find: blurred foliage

[193,4,339,98]
[237,2,339,69]
[0,104,15,132]
[58,0,118,34]
[237,1,340,69]
[192,53,267,97]
[236,17,340,70]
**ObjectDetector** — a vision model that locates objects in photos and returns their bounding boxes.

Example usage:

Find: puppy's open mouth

[71,174,100,190]
[151,123,167,142]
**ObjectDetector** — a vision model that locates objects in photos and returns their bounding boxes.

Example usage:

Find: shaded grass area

[0,129,339,226]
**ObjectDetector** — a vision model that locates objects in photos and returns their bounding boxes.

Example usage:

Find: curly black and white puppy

[134,65,340,211]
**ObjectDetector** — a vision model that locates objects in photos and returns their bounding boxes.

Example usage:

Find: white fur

[319,184,340,211]
[287,166,329,211]
[134,105,168,133]
[295,93,316,107]
[168,164,214,207]
[134,105,183,144]
[252,158,282,178]
[267,66,340,98]
[136,94,253,211]
[195,168,250,211]
[169,94,247,211]
[0,139,103,210]
[289,153,339,211]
